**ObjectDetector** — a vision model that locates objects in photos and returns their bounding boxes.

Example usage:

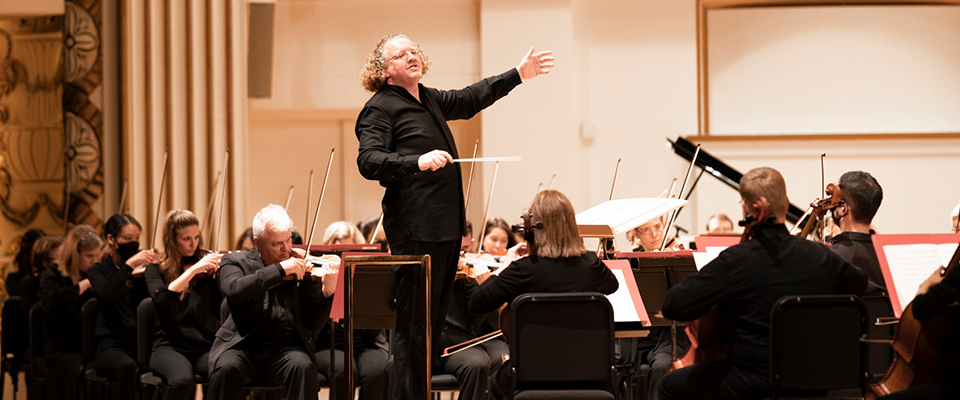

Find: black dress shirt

[356,69,523,242]
[88,256,147,339]
[662,224,867,371]
[829,231,885,293]
[144,264,222,353]
[468,252,620,315]
[39,268,95,353]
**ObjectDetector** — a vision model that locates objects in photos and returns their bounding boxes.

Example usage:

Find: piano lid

[669,136,806,224]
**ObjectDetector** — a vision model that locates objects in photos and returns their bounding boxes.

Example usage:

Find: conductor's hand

[516,47,554,81]
[418,150,453,171]
[280,256,308,281]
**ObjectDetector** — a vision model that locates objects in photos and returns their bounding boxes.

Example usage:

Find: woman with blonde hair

[143,210,222,400]
[39,225,100,400]
[468,189,620,400]
[322,221,366,245]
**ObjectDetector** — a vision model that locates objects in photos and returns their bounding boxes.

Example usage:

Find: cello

[669,197,774,371]
[866,238,960,399]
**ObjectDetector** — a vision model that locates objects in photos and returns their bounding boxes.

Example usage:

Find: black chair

[27,302,46,400]
[431,373,460,400]
[2,296,25,398]
[769,295,869,400]
[508,292,618,400]
[81,298,110,399]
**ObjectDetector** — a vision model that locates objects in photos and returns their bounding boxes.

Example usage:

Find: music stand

[576,198,687,239]
[617,251,697,326]
[342,255,431,400]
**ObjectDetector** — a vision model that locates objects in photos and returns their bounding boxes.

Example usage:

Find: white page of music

[606,269,641,323]
[882,243,958,309]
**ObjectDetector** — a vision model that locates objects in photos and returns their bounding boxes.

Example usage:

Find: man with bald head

[355,34,553,399]
[658,167,867,400]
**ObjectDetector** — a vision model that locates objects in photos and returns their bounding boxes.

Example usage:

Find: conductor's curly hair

[359,34,432,93]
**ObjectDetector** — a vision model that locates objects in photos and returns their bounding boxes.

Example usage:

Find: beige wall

[253,0,960,249]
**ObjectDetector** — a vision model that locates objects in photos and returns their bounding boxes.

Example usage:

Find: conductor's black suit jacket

[209,247,332,369]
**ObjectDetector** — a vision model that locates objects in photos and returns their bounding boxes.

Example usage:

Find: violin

[670,197,773,372]
[866,238,960,399]
[662,237,686,252]
[456,252,505,281]
[796,183,841,241]
[289,248,340,281]
[182,249,217,279]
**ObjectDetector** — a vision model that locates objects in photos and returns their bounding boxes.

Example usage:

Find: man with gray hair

[208,204,340,400]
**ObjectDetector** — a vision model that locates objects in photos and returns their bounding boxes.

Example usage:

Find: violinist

[705,213,735,234]
[658,167,867,400]
[234,227,254,251]
[878,265,960,400]
[631,214,685,252]
[208,204,340,400]
[468,190,619,400]
[314,220,389,400]
[87,213,159,400]
[142,210,223,400]
[39,226,94,400]
[440,220,509,400]
[482,218,517,255]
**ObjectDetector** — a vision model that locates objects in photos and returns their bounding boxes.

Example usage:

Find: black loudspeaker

[248,1,275,98]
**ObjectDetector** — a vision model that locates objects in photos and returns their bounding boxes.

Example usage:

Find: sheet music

[882,243,958,310]
[606,269,641,322]
[576,198,687,237]
[692,246,727,271]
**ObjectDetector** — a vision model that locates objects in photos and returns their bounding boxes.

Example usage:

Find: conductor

[355,34,554,399]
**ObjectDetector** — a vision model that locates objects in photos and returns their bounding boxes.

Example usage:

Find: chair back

[2,297,24,361]
[770,295,868,399]
[81,298,98,364]
[137,298,157,368]
[28,302,44,362]
[509,292,616,394]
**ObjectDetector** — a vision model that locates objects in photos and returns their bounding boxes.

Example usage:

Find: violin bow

[463,140,480,212]
[200,171,222,242]
[213,149,230,252]
[660,144,700,251]
[476,161,501,253]
[597,159,622,254]
[150,151,170,250]
[304,169,314,233]
[304,148,336,253]
[117,180,128,214]
[368,213,384,245]
[283,185,295,210]
[546,173,557,190]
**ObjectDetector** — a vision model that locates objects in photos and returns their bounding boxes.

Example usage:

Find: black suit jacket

[355,68,523,242]
[209,248,332,368]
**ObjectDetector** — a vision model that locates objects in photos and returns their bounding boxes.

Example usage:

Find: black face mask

[116,241,140,262]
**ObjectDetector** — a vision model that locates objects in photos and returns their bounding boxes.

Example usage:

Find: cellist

[878,264,960,399]
[658,167,867,400]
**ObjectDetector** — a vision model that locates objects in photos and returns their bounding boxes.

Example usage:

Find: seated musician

[631,214,683,252]
[705,213,735,234]
[143,210,223,400]
[314,220,389,400]
[468,189,620,400]
[878,264,960,400]
[481,217,518,255]
[658,167,867,400]
[208,204,341,400]
[440,220,509,400]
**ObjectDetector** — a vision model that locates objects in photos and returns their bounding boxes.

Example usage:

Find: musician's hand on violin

[418,150,453,171]
[308,255,341,298]
[499,242,527,266]
[78,278,92,295]
[189,253,222,276]
[280,256,308,281]
[291,248,307,259]
[918,265,947,295]
[127,249,159,269]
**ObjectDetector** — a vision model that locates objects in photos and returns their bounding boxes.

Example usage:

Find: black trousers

[44,350,82,400]
[439,338,507,400]
[316,347,390,400]
[94,335,138,400]
[658,359,768,400]
[389,238,460,400]
[207,344,318,400]
[644,327,690,400]
[150,346,209,400]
